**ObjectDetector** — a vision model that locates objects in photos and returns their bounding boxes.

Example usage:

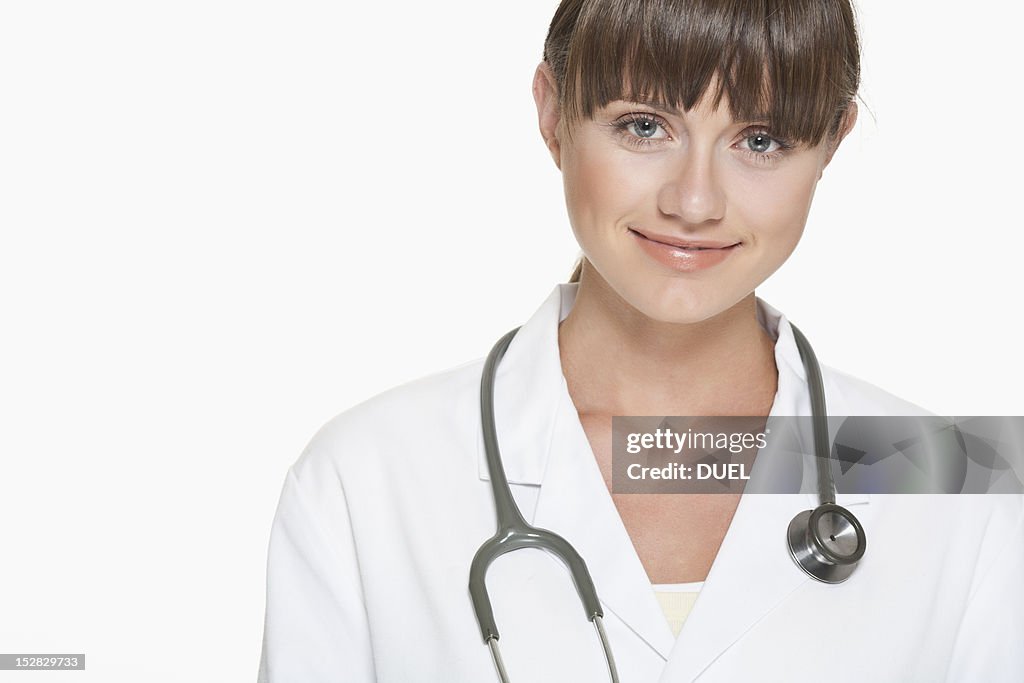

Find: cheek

[563,143,648,238]
[731,161,821,249]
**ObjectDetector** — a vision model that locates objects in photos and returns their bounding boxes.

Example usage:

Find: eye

[745,132,783,154]
[613,112,670,147]
[737,129,790,156]
[735,128,794,166]
[629,117,664,139]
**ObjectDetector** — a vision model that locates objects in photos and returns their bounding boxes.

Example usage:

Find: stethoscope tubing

[470,321,864,680]
[470,325,619,681]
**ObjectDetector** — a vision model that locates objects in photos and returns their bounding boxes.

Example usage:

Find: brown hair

[547,0,862,283]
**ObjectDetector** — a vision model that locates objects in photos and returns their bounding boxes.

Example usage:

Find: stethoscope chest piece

[787,502,866,584]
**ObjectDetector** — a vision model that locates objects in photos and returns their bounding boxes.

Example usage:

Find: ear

[823,100,859,169]
[532,61,563,169]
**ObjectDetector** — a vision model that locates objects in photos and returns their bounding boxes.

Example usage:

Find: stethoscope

[469,323,866,682]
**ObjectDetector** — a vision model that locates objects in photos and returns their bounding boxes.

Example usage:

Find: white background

[1,1,1021,680]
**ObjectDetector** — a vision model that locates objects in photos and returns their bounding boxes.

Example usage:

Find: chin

[637,299,729,326]
[618,278,748,326]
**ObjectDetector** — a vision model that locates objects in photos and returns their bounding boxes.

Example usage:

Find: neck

[558,271,778,417]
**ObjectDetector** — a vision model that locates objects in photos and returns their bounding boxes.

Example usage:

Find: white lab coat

[258,284,1024,682]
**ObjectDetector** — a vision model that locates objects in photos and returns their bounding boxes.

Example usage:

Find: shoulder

[819,363,934,417]
[291,356,487,481]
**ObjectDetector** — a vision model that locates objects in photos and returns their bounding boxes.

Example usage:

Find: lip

[629,228,740,250]
[629,227,741,272]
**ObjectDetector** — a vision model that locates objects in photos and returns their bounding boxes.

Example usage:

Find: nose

[657,147,727,226]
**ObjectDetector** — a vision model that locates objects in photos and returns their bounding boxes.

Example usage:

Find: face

[534,65,854,325]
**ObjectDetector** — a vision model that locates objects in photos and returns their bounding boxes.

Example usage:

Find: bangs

[547,0,860,145]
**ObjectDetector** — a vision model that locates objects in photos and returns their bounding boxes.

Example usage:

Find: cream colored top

[652,582,704,637]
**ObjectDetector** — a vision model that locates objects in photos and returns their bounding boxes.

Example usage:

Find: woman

[258,1,1024,681]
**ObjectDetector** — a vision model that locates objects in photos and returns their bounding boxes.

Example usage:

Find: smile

[629,228,741,272]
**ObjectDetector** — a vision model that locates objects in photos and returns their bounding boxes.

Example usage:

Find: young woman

[258,1,1024,681]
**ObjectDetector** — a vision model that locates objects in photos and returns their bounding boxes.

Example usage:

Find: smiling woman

[547,82,852,324]
[258,1,1024,681]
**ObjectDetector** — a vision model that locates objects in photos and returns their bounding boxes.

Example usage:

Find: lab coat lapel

[660,494,873,682]
[532,385,678,660]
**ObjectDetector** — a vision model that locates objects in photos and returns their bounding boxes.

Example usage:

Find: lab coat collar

[476,283,871,669]
[474,284,570,486]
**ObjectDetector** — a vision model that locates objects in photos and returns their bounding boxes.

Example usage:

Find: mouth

[628,228,741,251]
[628,227,742,273]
